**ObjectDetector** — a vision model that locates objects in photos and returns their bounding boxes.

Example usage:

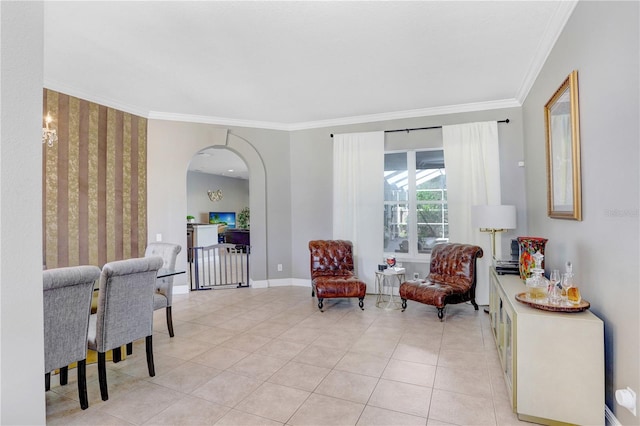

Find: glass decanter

[525,251,549,300]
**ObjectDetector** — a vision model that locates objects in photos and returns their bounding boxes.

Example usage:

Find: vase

[517,237,548,280]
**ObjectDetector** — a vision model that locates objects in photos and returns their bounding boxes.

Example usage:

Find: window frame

[384,148,448,261]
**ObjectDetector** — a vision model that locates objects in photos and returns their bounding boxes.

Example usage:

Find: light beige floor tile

[440,330,485,352]
[493,394,530,426]
[227,353,288,381]
[143,395,230,425]
[190,346,250,370]
[368,378,431,418]
[55,408,135,425]
[314,370,378,404]
[100,381,185,425]
[220,332,273,352]
[437,349,487,371]
[47,286,511,426]
[149,361,221,394]
[382,358,437,387]
[217,316,260,332]
[150,336,215,361]
[45,391,91,425]
[191,370,261,407]
[288,393,365,426]
[189,325,237,345]
[350,335,399,358]
[428,389,496,426]
[113,348,186,379]
[392,342,440,366]
[334,351,390,377]
[433,365,492,399]
[235,382,310,423]
[268,361,331,391]
[249,320,294,338]
[277,325,323,345]
[255,338,308,360]
[158,319,211,338]
[215,408,284,425]
[357,405,427,426]
[293,344,347,369]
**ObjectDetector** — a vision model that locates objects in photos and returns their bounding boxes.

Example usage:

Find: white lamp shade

[471,205,516,230]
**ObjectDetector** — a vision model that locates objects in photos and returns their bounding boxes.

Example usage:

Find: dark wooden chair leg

[437,307,445,321]
[358,298,364,310]
[166,306,175,337]
[59,366,68,385]
[77,359,89,410]
[317,298,324,312]
[471,299,479,310]
[112,346,122,363]
[146,335,155,377]
[98,351,109,401]
[401,299,407,311]
[126,342,133,356]
[45,372,51,391]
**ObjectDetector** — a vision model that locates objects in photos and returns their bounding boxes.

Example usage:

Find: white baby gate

[189,243,250,290]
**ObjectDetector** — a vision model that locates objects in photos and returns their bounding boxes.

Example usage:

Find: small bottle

[563,261,581,305]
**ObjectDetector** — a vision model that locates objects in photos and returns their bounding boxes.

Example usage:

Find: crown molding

[43,79,150,118]
[147,111,290,131]
[286,99,521,131]
[46,80,521,132]
[150,98,521,132]
[515,1,578,103]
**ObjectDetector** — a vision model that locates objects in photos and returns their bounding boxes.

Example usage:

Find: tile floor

[46,286,530,425]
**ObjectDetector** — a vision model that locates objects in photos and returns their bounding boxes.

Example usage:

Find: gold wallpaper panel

[43,89,147,269]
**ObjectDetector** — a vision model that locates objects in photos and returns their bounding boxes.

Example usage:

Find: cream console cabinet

[489,268,604,425]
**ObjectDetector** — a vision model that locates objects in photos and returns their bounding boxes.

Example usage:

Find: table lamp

[472,205,516,259]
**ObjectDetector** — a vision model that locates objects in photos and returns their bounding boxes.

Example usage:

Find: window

[383,150,448,258]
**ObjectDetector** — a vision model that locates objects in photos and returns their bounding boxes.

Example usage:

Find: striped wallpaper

[43,89,147,269]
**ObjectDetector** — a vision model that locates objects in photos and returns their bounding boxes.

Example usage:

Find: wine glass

[560,272,573,304]
[548,269,561,304]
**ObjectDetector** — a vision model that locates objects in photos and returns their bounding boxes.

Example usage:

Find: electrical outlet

[156,233,162,242]
[277,264,283,272]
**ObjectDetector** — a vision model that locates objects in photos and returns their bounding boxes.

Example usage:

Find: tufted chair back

[309,240,356,279]
[428,243,484,291]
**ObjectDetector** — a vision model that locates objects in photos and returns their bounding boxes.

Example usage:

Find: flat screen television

[209,212,236,228]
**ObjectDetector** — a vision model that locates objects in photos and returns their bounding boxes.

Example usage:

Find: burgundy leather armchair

[400,243,483,320]
[309,240,366,312]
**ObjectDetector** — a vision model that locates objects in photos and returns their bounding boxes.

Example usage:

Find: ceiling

[43,1,577,176]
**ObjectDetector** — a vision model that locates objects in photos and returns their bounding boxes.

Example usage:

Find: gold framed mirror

[544,70,582,220]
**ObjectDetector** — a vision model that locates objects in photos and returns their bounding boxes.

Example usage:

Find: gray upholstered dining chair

[144,242,182,337]
[43,265,101,410]
[88,256,163,401]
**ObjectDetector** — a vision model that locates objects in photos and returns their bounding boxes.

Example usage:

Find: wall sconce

[472,204,517,259]
[207,189,223,202]
[42,113,58,147]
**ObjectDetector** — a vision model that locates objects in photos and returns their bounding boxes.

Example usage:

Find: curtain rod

[330,118,509,138]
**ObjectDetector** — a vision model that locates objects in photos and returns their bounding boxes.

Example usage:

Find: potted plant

[237,207,250,229]
[187,215,195,224]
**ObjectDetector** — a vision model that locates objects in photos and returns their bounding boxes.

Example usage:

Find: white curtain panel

[443,121,500,305]
[333,131,384,293]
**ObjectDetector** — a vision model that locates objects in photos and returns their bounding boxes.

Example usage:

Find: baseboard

[605,404,621,426]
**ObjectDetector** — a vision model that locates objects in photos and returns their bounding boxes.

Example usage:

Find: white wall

[0,2,47,424]
[187,171,249,225]
[522,2,639,422]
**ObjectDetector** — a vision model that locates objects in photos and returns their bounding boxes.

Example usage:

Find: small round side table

[375,268,406,310]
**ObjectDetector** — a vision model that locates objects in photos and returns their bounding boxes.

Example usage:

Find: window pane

[384,153,408,201]
[384,203,408,253]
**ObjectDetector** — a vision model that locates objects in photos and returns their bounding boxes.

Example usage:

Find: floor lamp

[471,205,517,259]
